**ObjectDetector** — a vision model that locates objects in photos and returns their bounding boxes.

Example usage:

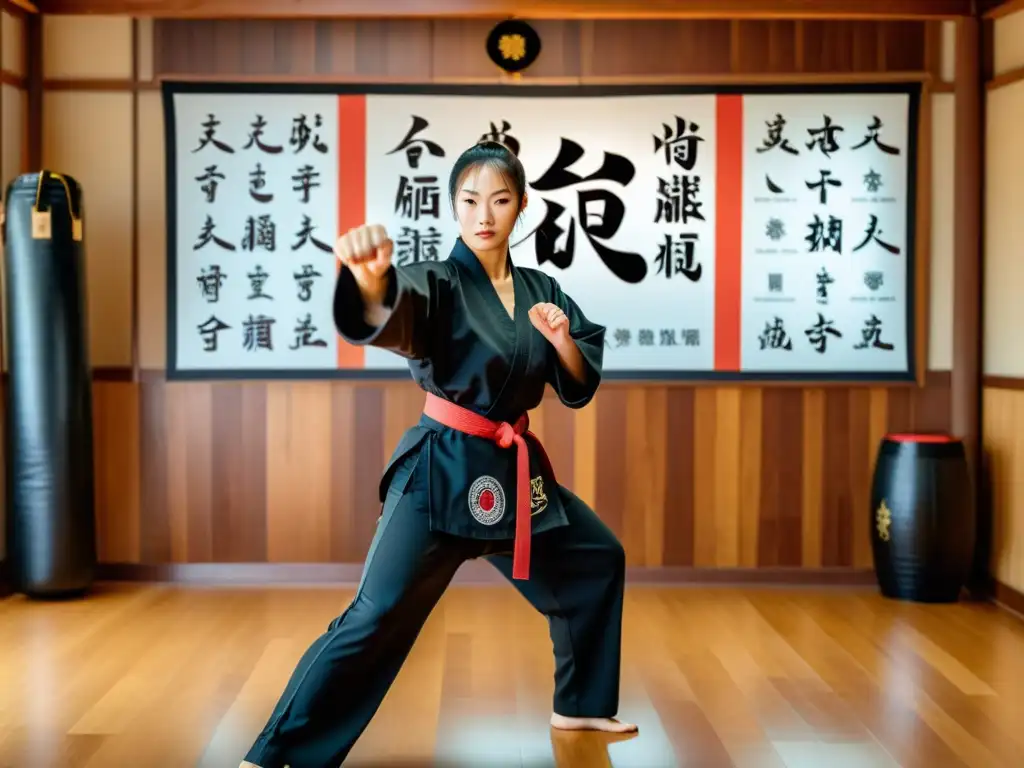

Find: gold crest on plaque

[875,499,892,542]
[530,475,548,516]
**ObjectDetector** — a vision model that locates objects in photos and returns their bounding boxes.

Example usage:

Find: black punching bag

[2,171,96,599]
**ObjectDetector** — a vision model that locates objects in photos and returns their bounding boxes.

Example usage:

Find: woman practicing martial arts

[241,140,636,768]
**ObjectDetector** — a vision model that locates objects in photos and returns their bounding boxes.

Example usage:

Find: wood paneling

[152,17,937,79]
[37,0,973,21]
[981,387,1024,598]
[89,373,952,568]
[68,17,952,577]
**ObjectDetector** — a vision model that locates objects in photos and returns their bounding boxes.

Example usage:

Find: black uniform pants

[243,453,627,768]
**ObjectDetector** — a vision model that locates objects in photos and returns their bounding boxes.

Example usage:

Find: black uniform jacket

[333,237,606,541]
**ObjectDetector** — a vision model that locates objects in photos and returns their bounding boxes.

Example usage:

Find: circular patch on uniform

[468,475,506,526]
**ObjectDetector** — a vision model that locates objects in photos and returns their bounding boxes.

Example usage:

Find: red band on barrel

[885,433,957,443]
[422,393,553,580]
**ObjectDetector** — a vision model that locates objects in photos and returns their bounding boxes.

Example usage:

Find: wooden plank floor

[2,583,1024,767]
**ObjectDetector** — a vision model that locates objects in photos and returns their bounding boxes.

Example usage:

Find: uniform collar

[450,236,515,279]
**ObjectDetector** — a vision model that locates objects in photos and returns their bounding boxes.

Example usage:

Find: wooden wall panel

[982,386,1024,597]
[89,374,951,569]
[42,15,132,79]
[982,8,1024,614]
[86,374,950,573]
[151,18,930,78]
[42,90,134,368]
[82,16,949,577]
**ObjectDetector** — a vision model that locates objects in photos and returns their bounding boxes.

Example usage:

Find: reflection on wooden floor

[2,582,1024,767]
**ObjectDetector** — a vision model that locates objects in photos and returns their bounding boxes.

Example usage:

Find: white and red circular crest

[467,475,506,526]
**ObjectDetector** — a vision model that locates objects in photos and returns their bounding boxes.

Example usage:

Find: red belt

[422,392,554,580]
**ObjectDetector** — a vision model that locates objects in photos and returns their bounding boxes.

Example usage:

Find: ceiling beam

[34,0,974,20]
[3,0,39,14]
[984,0,1024,18]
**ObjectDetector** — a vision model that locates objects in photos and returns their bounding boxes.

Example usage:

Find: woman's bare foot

[550,713,638,733]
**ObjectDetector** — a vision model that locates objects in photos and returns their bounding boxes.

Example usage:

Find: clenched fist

[529,302,571,348]
[335,224,393,306]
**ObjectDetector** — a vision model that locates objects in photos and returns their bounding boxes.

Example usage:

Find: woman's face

[455,162,527,254]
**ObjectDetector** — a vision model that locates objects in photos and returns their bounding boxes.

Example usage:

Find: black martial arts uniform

[244,237,626,768]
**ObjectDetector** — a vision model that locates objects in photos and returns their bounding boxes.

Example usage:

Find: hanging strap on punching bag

[31,170,83,243]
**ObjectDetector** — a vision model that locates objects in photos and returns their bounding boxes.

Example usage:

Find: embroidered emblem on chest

[468,475,506,525]
[530,475,548,516]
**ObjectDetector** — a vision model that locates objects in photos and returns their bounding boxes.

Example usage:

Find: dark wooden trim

[44,76,944,96]
[984,0,1024,18]
[983,15,996,83]
[953,16,984,587]
[0,560,10,598]
[993,580,1024,620]
[987,65,1024,90]
[1,0,35,18]
[131,20,140,383]
[924,20,944,79]
[971,574,1024,621]
[46,72,940,91]
[0,71,27,89]
[25,12,40,170]
[177,72,938,86]
[92,366,134,381]
[94,562,879,587]
[983,376,1024,389]
[34,0,973,19]
[915,82,933,387]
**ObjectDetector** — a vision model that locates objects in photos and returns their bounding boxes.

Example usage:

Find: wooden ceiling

[32,0,985,20]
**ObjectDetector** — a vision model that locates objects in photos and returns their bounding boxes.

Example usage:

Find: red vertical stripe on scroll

[337,94,367,369]
[714,94,743,372]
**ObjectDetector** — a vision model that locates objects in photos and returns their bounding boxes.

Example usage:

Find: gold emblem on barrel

[876,499,892,542]
[498,33,527,61]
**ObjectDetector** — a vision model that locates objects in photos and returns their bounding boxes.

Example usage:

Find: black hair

[447,140,528,216]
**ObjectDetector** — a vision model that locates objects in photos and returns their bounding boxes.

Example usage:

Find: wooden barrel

[869,433,975,603]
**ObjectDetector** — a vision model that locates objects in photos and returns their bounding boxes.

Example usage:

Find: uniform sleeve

[333,262,447,360]
[547,279,606,409]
